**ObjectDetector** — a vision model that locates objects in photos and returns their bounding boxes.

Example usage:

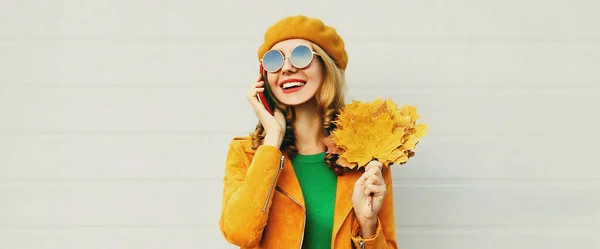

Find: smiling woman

[219,15,399,249]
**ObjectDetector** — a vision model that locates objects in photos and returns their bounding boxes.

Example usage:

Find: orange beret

[257,15,348,71]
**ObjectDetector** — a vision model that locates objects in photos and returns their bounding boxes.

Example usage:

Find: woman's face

[265,39,324,107]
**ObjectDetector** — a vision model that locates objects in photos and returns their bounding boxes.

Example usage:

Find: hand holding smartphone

[250,64,286,147]
[256,64,274,116]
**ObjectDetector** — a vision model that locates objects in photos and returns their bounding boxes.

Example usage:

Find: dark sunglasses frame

[260,45,320,73]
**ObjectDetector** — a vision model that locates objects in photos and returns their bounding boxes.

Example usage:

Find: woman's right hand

[246,74,287,147]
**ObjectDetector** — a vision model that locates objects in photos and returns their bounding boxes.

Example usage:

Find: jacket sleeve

[350,166,399,249]
[219,139,285,248]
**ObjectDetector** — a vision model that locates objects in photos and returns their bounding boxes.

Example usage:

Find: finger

[247,82,264,100]
[365,184,386,197]
[246,88,269,115]
[362,175,379,191]
[372,166,383,180]
[249,75,264,95]
[365,163,383,180]
[360,168,379,186]
[364,184,373,196]
[373,185,387,197]
[365,177,374,187]
[248,83,265,98]
[246,88,260,105]
[367,174,384,186]
[364,184,379,196]
[364,166,381,181]
[355,171,370,187]
[365,160,383,172]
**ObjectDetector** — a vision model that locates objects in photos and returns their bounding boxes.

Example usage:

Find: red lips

[278,78,307,87]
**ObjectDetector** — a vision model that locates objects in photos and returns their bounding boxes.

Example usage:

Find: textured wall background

[1,1,599,248]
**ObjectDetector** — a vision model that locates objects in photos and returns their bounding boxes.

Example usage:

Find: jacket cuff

[351,217,384,248]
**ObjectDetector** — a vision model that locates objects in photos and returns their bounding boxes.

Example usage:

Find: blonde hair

[251,43,350,175]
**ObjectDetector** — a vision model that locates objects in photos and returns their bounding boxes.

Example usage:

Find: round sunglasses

[260,45,320,73]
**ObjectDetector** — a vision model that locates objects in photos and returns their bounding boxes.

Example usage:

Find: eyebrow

[272,48,291,55]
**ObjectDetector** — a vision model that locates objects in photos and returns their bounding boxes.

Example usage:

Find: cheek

[308,60,324,80]
[267,74,278,88]
[307,66,324,84]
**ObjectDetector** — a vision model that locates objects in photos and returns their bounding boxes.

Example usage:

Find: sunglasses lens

[262,50,283,72]
[291,45,313,68]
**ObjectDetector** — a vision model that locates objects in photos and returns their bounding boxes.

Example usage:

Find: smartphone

[257,64,275,115]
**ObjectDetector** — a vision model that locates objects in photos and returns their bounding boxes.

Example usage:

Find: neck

[292,98,327,155]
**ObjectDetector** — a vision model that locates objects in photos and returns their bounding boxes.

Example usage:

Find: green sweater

[291,151,338,249]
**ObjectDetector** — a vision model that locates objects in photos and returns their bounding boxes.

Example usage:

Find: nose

[280,55,297,74]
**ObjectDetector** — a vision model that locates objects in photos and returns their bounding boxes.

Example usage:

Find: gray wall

[1,1,599,248]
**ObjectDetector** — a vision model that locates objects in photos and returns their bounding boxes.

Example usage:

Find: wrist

[263,133,283,147]
[357,217,377,238]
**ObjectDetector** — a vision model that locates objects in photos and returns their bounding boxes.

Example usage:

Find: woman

[219,15,398,249]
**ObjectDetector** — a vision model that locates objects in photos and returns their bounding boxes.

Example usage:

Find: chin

[280,98,310,106]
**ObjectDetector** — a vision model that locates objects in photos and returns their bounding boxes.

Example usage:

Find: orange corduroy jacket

[219,135,399,249]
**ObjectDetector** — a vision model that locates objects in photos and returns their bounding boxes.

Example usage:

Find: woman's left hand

[352,160,386,232]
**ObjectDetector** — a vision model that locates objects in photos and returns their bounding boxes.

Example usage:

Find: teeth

[282,82,306,89]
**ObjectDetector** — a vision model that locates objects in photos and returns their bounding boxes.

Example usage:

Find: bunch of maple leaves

[324,98,428,169]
